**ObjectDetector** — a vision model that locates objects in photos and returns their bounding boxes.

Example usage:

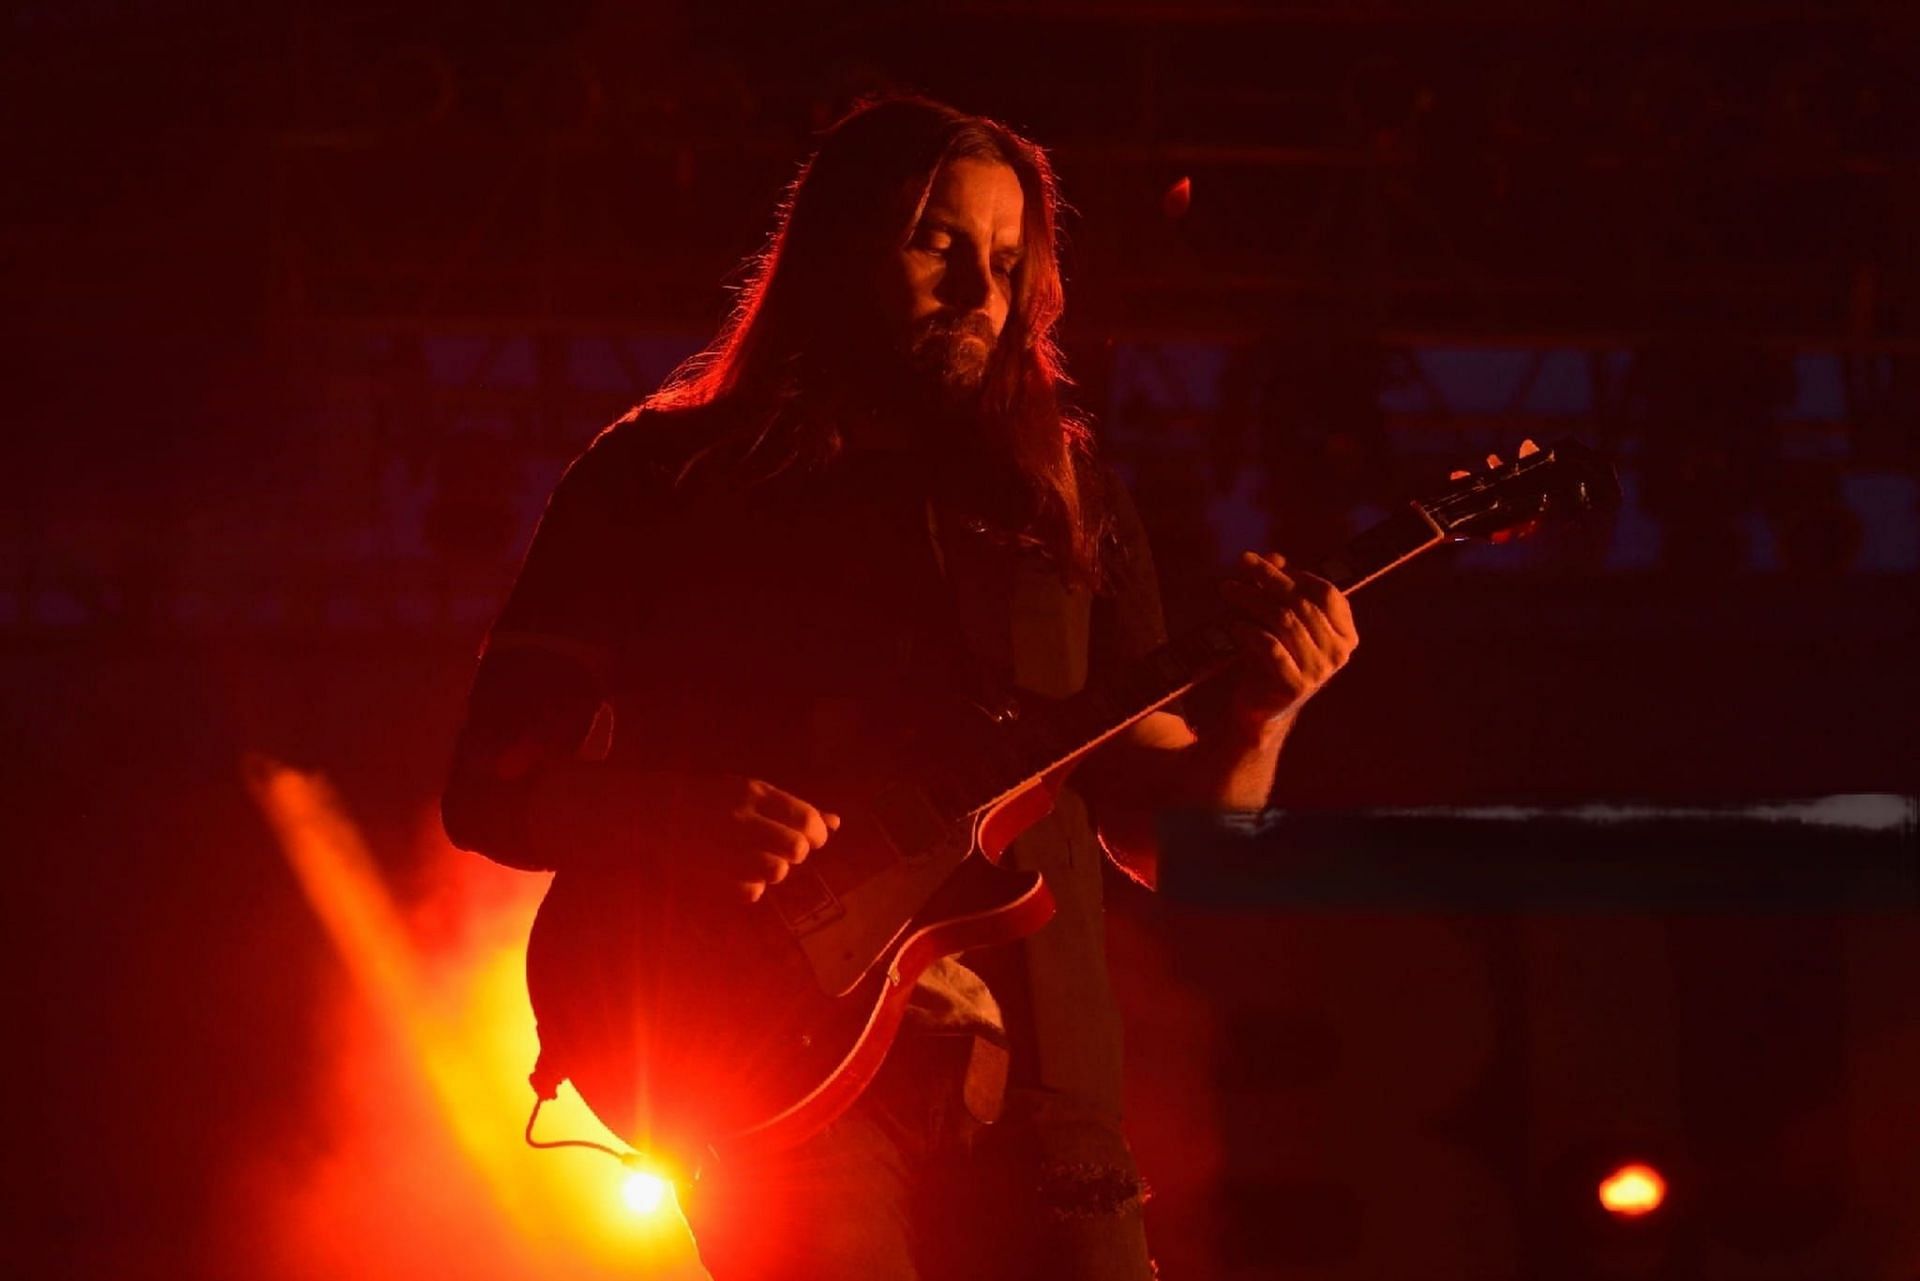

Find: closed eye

[912,226,954,253]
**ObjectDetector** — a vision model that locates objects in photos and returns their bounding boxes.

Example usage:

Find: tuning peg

[1489,516,1544,545]
[1518,438,1540,458]
[1449,469,1471,481]
[1486,453,1504,469]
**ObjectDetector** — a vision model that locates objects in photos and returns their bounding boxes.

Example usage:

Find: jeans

[678,1031,1156,1280]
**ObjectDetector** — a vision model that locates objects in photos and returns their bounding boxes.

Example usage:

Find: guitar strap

[922,493,1122,1114]
[921,496,1094,729]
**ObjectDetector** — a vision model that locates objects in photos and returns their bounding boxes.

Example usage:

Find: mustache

[911,311,998,345]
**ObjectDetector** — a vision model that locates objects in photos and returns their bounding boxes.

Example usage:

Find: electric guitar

[525,438,1619,1172]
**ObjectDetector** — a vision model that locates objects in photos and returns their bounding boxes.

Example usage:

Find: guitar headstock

[1418,438,1621,541]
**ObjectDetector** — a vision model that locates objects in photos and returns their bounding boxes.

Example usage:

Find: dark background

[6,2,1917,1277]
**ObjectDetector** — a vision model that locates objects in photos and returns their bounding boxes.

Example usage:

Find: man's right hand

[639,772,841,904]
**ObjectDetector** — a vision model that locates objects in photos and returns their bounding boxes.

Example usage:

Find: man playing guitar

[442,95,1357,1280]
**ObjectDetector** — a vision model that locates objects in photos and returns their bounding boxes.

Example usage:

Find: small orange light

[1162,176,1192,220]
[1598,1162,1666,1217]
[621,1170,670,1216]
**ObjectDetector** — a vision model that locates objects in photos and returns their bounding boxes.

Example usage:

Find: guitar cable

[521,1049,648,1172]
[524,1096,634,1165]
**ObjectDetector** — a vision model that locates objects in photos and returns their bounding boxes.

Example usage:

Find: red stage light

[1597,1162,1666,1217]
[1162,176,1192,220]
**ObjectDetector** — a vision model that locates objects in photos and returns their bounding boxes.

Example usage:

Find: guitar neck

[942,502,1450,816]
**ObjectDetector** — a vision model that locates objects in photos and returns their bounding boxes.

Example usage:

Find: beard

[829,308,1013,475]
[898,310,999,409]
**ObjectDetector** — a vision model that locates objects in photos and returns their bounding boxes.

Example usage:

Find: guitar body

[525,768,1066,1169]
[520,438,1618,1171]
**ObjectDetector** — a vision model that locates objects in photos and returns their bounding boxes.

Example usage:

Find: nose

[938,248,992,313]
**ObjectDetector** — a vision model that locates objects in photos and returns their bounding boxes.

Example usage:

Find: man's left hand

[1218,551,1359,734]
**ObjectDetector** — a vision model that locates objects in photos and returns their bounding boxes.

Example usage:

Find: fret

[948,648,1221,813]
[1314,504,1447,593]
[942,601,1316,813]
[1018,716,1078,768]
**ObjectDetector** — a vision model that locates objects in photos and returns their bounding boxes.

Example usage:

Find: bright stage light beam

[244,753,703,1276]
[1598,1162,1667,1217]
[621,1171,671,1217]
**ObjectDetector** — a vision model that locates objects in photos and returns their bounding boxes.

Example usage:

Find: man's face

[879,156,1026,405]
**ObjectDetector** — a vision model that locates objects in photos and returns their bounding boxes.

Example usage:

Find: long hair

[641,95,1108,584]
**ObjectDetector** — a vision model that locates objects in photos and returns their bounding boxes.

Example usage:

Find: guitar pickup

[770,865,845,937]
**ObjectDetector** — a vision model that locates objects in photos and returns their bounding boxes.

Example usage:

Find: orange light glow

[237,755,706,1280]
[622,1170,672,1216]
[1598,1162,1667,1217]
[1162,175,1192,220]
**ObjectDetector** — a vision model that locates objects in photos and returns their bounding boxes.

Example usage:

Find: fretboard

[943,502,1449,816]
